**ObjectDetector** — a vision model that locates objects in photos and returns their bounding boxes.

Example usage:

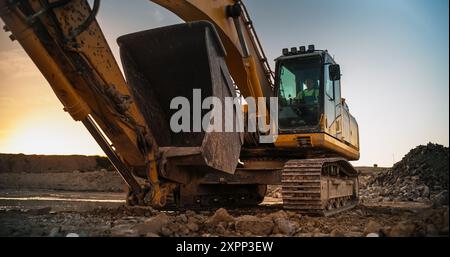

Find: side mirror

[329,64,341,81]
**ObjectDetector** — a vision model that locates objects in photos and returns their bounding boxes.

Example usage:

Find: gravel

[360,143,449,205]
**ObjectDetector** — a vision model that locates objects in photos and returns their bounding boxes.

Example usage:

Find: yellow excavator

[0,0,360,216]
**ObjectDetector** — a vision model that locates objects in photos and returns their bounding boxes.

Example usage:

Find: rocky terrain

[0,144,448,237]
[360,143,449,206]
[0,204,447,237]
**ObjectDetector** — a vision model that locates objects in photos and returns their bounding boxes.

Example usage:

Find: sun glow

[2,112,103,156]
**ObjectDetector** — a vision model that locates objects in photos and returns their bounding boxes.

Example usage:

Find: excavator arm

[0,0,273,207]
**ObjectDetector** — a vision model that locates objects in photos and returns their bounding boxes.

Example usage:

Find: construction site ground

[0,180,447,237]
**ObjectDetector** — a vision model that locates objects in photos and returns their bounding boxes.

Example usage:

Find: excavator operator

[295,78,319,125]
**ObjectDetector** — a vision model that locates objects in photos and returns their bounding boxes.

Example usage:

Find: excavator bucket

[118,21,243,177]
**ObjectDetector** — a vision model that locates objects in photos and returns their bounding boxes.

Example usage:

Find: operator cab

[275,45,341,134]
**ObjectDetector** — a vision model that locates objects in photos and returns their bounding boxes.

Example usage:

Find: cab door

[324,64,343,139]
[324,64,336,131]
[333,79,343,140]
[341,100,352,143]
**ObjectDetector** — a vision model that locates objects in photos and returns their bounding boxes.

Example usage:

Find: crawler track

[151,184,267,211]
[282,158,359,216]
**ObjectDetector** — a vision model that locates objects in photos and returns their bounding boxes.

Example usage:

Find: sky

[0,0,448,167]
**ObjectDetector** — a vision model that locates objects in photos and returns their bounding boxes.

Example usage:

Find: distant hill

[0,153,391,175]
[0,153,113,173]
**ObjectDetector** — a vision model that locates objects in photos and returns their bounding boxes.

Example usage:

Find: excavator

[0,0,360,216]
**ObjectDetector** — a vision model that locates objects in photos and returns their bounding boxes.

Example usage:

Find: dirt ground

[0,187,447,237]
[0,157,448,237]
[0,171,125,192]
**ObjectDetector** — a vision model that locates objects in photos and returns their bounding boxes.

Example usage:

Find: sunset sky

[0,0,448,167]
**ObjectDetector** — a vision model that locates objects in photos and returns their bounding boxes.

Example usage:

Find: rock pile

[361,143,449,205]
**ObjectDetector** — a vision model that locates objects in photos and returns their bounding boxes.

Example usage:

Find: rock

[330,229,344,237]
[443,208,449,228]
[49,227,60,237]
[295,233,314,237]
[78,231,88,237]
[66,233,79,237]
[366,233,379,237]
[345,231,364,237]
[388,222,416,237]
[354,210,364,216]
[432,190,449,206]
[350,226,361,232]
[269,210,296,235]
[179,225,190,236]
[161,226,172,236]
[205,208,234,226]
[134,213,170,235]
[312,232,329,237]
[285,211,296,217]
[194,214,207,223]
[215,224,226,235]
[363,220,382,235]
[145,232,159,237]
[426,224,438,236]
[270,233,286,237]
[273,217,297,235]
[179,214,188,223]
[379,226,391,237]
[235,215,274,235]
[111,224,140,237]
[268,210,289,219]
[186,222,199,232]
[185,210,196,216]
[422,186,430,198]
[416,197,425,202]
[165,222,181,235]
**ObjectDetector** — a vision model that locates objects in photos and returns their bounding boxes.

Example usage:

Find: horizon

[1,141,447,168]
[0,0,449,166]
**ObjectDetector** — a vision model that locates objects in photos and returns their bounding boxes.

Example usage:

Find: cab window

[277,57,322,129]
